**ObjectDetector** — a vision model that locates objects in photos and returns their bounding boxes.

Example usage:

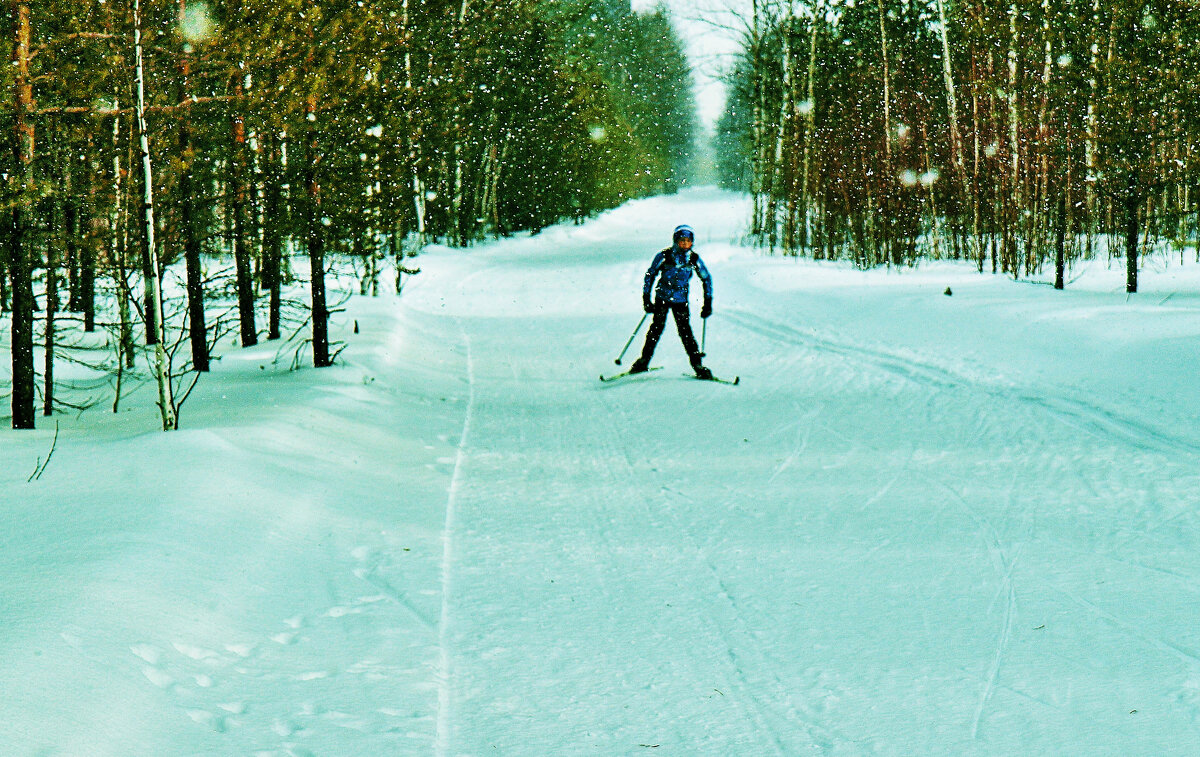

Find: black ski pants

[637,302,702,367]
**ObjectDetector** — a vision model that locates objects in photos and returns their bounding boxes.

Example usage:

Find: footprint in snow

[142,666,174,689]
[294,671,330,681]
[187,709,228,733]
[130,643,163,665]
[272,718,300,737]
[172,642,220,661]
[272,616,307,644]
[131,644,176,689]
[321,709,371,731]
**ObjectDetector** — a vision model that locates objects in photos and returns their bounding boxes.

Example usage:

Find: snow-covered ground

[4,187,1200,756]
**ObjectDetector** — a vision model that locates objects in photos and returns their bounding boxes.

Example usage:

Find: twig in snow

[27,421,60,483]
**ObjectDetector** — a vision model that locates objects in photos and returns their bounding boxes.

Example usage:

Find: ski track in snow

[818,409,1031,743]
[725,294,1200,748]
[765,399,823,486]
[724,308,1200,458]
[767,303,1086,745]
[434,323,475,757]
[656,482,859,755]
[594,406,798,756]
[970,545,1021,741]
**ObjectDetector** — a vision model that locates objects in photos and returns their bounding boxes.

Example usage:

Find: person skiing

[629,224,714,380]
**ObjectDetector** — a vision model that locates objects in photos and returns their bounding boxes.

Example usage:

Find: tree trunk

[448,0,473,246]
[65,155,81,313]
[1032,0,1053,276]
[0,234,8,313]
[401,0,426,244]
[9,0,36,430]
[82,138,98,333]
[231,75,257,347]
[44,136,61,417]
[988,49,1001,274]
[111,108,136,373]
[800,3,820,253]
[767,5,795,254]
[43,221,57,416]
[305,96,331,368]
[750,0,765,238]
[178,0,210,370]
[264,130,284,340]
[1007,0,1022,278]
[935,0,977,264]
[1125,184,1139,293]
[971,49,983,272]
[877,0,892,165]
[1084,0,1101,257]
[923,125,943,259]
[875,0,891,263]
[1054,193,1066,289]
[134,0,177,430]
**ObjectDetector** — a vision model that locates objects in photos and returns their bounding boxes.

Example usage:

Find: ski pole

[615,312,649,365]
[699,318,707,358]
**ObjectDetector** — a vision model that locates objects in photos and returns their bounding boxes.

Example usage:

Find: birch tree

[767,1,795,254]
[134,0,176,430]
[935,0,977,263]
[1006,0,1022,276]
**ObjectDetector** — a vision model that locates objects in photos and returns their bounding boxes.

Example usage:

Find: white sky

[632,0,751,132]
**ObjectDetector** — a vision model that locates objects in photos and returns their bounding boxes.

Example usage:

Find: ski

[690,373,740,385]
[599,366,663,382]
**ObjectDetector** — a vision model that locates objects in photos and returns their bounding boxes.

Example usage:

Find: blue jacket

[644,245,713,305]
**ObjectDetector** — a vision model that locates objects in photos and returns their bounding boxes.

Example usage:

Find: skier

[629,224,713,380]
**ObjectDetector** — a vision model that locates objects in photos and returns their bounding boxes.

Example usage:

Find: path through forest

[4,188,1200,755]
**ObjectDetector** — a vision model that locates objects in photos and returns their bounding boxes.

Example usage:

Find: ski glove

[701,300,712,319]
[643,297,654,313]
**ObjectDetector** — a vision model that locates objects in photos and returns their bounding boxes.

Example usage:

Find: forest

[716,0,1200,289]
[1,0,695,431]
[9,0,1200,434]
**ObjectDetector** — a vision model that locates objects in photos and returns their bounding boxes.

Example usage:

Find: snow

[4,187,1200,755]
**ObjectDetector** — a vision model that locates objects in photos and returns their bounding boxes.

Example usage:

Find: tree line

[2,0,696,431]
[717,0,1200,290]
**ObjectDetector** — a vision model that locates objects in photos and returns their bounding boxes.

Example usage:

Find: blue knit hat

[673,224,694,243]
